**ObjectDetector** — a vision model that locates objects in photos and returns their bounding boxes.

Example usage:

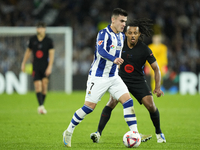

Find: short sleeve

[49,38,54,49]
[27,38,32,49]
[147,47,156,65]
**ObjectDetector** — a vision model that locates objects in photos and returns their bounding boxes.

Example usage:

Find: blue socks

[67,105,93,133]
[123,98,138,132]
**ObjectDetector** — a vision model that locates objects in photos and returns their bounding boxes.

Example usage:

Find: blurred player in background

[90,19,166,143]
[145,34,168,90]
[62,8,140,148]
[21,22,55,114]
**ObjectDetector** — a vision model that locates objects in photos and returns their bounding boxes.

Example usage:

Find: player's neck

[127,41,137,49]
[110,24,119,34]
[37,34,45,41]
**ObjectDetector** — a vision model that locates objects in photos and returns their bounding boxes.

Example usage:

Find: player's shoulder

[45,35,53,41]
[99,26,125,36]
[138,40,150,50]
[160,43,167,49]
[97,27,110,40]
[98,28,107,35]
[99,25,118,35]
[29,35,37,41]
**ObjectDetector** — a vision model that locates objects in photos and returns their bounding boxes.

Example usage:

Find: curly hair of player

[125,18,153,40]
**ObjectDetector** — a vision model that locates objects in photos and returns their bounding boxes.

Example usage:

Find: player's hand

[45,67,52,76]
[114,58,124,65]
[153,88,164,97]
[21,63,25,72]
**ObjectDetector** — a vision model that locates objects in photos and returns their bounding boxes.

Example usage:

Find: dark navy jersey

[28,35,53,69]
[119,39,156,82]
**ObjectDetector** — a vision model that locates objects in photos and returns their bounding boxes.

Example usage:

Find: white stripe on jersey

[89,25,125,77]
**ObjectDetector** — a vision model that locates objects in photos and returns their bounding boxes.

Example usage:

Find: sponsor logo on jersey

[98,40,103,46]
[116,46,121,50]
[124,64,134,73]
[38,44,42,49]
[110,45,115,49]
[127,54,133,59]
[36,50,43,58]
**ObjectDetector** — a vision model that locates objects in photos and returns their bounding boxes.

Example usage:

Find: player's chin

[120,28,124,32]
[130,41,135,45]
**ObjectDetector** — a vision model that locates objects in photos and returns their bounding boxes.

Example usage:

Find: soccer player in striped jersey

[63,8,139,147]
[90,18,166,143]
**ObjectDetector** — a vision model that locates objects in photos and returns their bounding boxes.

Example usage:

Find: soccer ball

[123,131,141,148]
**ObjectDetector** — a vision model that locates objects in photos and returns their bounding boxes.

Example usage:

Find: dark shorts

[32,68,49,81]
[123,80,152,104]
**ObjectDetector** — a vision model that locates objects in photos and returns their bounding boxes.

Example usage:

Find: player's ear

[111,15,117,24]
[111,16,115,23]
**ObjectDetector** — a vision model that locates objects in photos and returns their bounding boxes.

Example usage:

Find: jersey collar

[107,25,120,35]
[107,25,113,33]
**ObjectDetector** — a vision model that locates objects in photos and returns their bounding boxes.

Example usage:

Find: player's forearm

[22,49,31,64]
[47,49,55,68]
[98,48,116,62]
[154,68,161,89]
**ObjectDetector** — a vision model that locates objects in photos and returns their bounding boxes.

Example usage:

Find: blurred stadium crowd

[0,0,200,75]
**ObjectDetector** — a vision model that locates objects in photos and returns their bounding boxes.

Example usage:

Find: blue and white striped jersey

[89,25,125,77]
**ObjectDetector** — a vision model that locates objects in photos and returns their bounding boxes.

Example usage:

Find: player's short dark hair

[36,22,46,28]
[126,18,153,40]
[112,8,128,17]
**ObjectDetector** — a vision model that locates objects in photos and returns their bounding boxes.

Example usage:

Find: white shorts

[85,75,129,103]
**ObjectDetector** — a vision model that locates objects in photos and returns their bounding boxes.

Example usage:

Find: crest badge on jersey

[98,40,103,46]
[88,91,91,96]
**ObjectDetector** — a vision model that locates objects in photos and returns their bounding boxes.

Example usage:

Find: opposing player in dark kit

[21,22,55,114]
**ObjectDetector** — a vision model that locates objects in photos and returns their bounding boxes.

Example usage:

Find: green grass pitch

[0,91,200,150]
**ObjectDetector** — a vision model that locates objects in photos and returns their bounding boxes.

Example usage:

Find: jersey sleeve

[27,37,32,50]
[96,30,116,62]
[146,47,156,65]
[48,38,54,49]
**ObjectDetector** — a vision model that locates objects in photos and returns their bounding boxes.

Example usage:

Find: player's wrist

[111,56,117,62]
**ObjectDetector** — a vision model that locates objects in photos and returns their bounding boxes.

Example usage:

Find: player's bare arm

[45,48,55,76]
[21,48,32,72]
[150,61,164,97]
